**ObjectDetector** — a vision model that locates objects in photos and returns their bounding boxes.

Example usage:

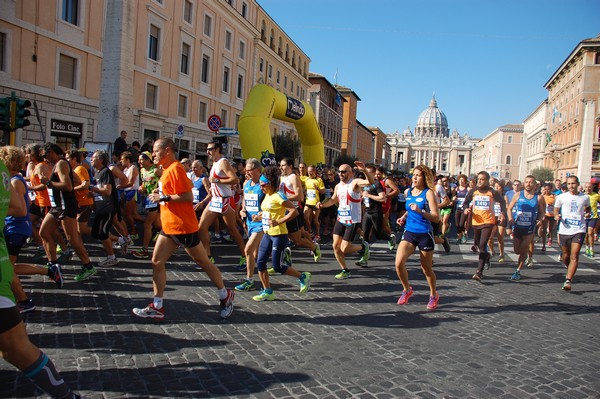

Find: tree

[531,167,554,183]
[333,154,357,168]
[273,130,301,163]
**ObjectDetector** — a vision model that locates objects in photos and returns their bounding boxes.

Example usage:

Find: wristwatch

[159,195,172,202]
[46,180,53,188]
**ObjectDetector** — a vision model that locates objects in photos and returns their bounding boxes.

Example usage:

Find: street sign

[176,124,184,138]
[218,127,238,135]
[207,114,222,132]
[491,171,499,178]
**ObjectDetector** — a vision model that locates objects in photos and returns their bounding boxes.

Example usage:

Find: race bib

[261,212,271,233]
[516,211,532,227]
[47,188,57,208]
[473,195,490,211]
[455,197,465,208]
[398,193,406,202]
[546,204,554,214]
[208,196,224,213]
[192,188,200,204]
[307,189,317,201]
[563,212,582,227]
[364,197,371,208]
[493,202,502,217]
[245,193,259,213]
[338,205,352,225]
[144,196,158,209]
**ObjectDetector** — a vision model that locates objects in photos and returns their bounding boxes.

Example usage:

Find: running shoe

[397,286,413,305]
[74,265,97,282]
[442,236,450,253]
[237,256,247,271]
[471,245,479,253]
[562,279,572,291]
[219,289,234,319]
[57,248,73,264]
[212,234,223,244]
[221,233,232,242]
[355,257,368,267]
[589,249,595,259]
[130,233,139,241]
[485,257,491,270]
[510,270,521,281]
[252,289,275,301]
[426,293,440,310]
[388,234,396,251]
[120,238,131,257]
[472,273,482,282]
[526,257,534,268]
[334,269,351,280]
[498,255,505,263]
[299,272,311,294]
[541,246,546,252]
[152,232,160,242]
[547,239,552,247]
[56,244,63,254]
[313,234,321,242]
[234,279,255,292]
[132,303,165,320]
[312,242,321,263]
[98,257,118,267]
[461,235,468,244]
[360,241,370,262]
[48,263,64,289]
[208,255,216,264]
[132,248,150,259]
[282,247,293,267]
[267,267,276,275]
[17,299,35,314]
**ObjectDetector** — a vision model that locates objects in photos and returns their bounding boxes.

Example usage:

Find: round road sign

[208,115,222,132]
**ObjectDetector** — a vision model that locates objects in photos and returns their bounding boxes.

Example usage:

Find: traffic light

[15,98,31,129]
[0,97,10,131]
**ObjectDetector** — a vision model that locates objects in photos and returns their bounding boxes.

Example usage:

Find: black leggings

[362,211,391,242]
[473,224,494,274]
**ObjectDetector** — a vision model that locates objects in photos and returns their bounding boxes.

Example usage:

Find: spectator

[113,130,128,161]
[140,137,154,153]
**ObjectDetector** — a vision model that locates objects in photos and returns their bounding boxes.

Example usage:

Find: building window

[203,14,212,37]
[237,74,244,99]
[235,114,240,129]
[506,155,512,165]
[0,32,5,72]
[146,83,158,110]
[149,25,160,61]
[62,0,79,26]
[222,66,230,93]
[224,30,232,51]
[183,0,193,24]
[268,65,272,79]
[199,101,207,122]
[259,58,264,73]
[241,2,248,18]
[284,76,287,89]
[181,43,190,75]
[201,54,210,83]
[507,135,513,144]
[221,109,228,127]
[58,54,77,89]
[239,41,245,60]
[178,94,188,118]
[276,70,280,84]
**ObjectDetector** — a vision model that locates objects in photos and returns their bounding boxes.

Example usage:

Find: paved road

[2,232,599,398]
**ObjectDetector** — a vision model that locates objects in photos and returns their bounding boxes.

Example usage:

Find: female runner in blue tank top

[395,165,441,310]
[507,175,545,281]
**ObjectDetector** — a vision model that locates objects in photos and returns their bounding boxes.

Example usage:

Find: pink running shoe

[397,287,414,305]
[427,294,440,310]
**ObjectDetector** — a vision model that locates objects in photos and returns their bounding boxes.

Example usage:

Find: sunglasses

[338,170,348,174]
[206,147,215,152]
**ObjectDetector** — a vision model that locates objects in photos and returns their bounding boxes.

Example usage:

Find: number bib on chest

[563,212,582,227]
[47,188,57,208]
[473,195,490,211]
[245,193,259,213]
[338,205,352,225]
[192,188,200,204]
[261,212,271,233]
[208,196,224,213]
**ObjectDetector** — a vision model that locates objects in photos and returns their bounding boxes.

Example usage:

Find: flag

[546,133,552,144]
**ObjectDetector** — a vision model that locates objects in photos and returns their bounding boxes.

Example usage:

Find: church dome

[415,96,449,138]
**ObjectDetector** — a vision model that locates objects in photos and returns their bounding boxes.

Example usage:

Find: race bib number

[338,205,352,225]
[364,197,371,208]
[516,211,532,227]
[563,212,582,227]
[261,212,271,233]
[27,189,36,202]
[398,193,406,202]
[473,195,490,211]
[546,204,554,214]
[307,189,317,201]
[493,202,502,217]
[144,196,158,209]
[208,196,224,213]
[47,188,57,208]
[455,197,464,208]
[192,188,200,204]
[245,193,259,213]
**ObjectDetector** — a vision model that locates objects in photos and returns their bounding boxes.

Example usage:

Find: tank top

[244,179,265,229]
[4,175,32,237]
[48,159,77,211]
[336,179,362,225]
[454,186,468,210]
[209,157,233,198]
[191,174,208,204]
[30,167,51,207]
[405,187,432,234]
[123,164,140,191]
[470,189,497,226]
[515,191,538,231]
[279,173,300,208]
[543,194,555,216]
[0,160,16,303]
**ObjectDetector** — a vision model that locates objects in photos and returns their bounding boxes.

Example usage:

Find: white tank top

[336,179,362,225]
[210,157,233,198]
[123,164,140,191]
[279,173,299,208]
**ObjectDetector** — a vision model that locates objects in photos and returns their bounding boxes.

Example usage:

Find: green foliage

[333,154,358,168]
[531,167,554,183]
[273,130,301,162]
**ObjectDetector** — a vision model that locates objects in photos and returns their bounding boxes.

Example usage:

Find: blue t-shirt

[244,179,265,231]
[405,187,432,234]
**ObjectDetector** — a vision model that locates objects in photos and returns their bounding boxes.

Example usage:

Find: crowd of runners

[0,138,596,398]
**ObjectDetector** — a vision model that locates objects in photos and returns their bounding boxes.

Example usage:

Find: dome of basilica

[415,96,449,138]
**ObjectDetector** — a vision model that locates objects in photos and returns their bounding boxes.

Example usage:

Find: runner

[251,166,311,301]
[462,171,506,281]
[508,175,545,281]
[376,167,400,248]
[132,151,162,259]
[539,183,556,251]
[394,164,440,310]
[303,165,325,242]
[0,158,83,399]
[66,149,93,237]
[583,182,599,258]
[554,175,590,291]
[197,140,246,267]
[132,138,234,320]
[316,161,373,279]
[235,158,265,292]
[454,174,470,244]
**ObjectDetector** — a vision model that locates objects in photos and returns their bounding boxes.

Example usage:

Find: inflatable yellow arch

[238,84,325,167]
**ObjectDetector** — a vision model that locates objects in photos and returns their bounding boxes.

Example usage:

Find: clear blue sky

[259,0,599,138]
